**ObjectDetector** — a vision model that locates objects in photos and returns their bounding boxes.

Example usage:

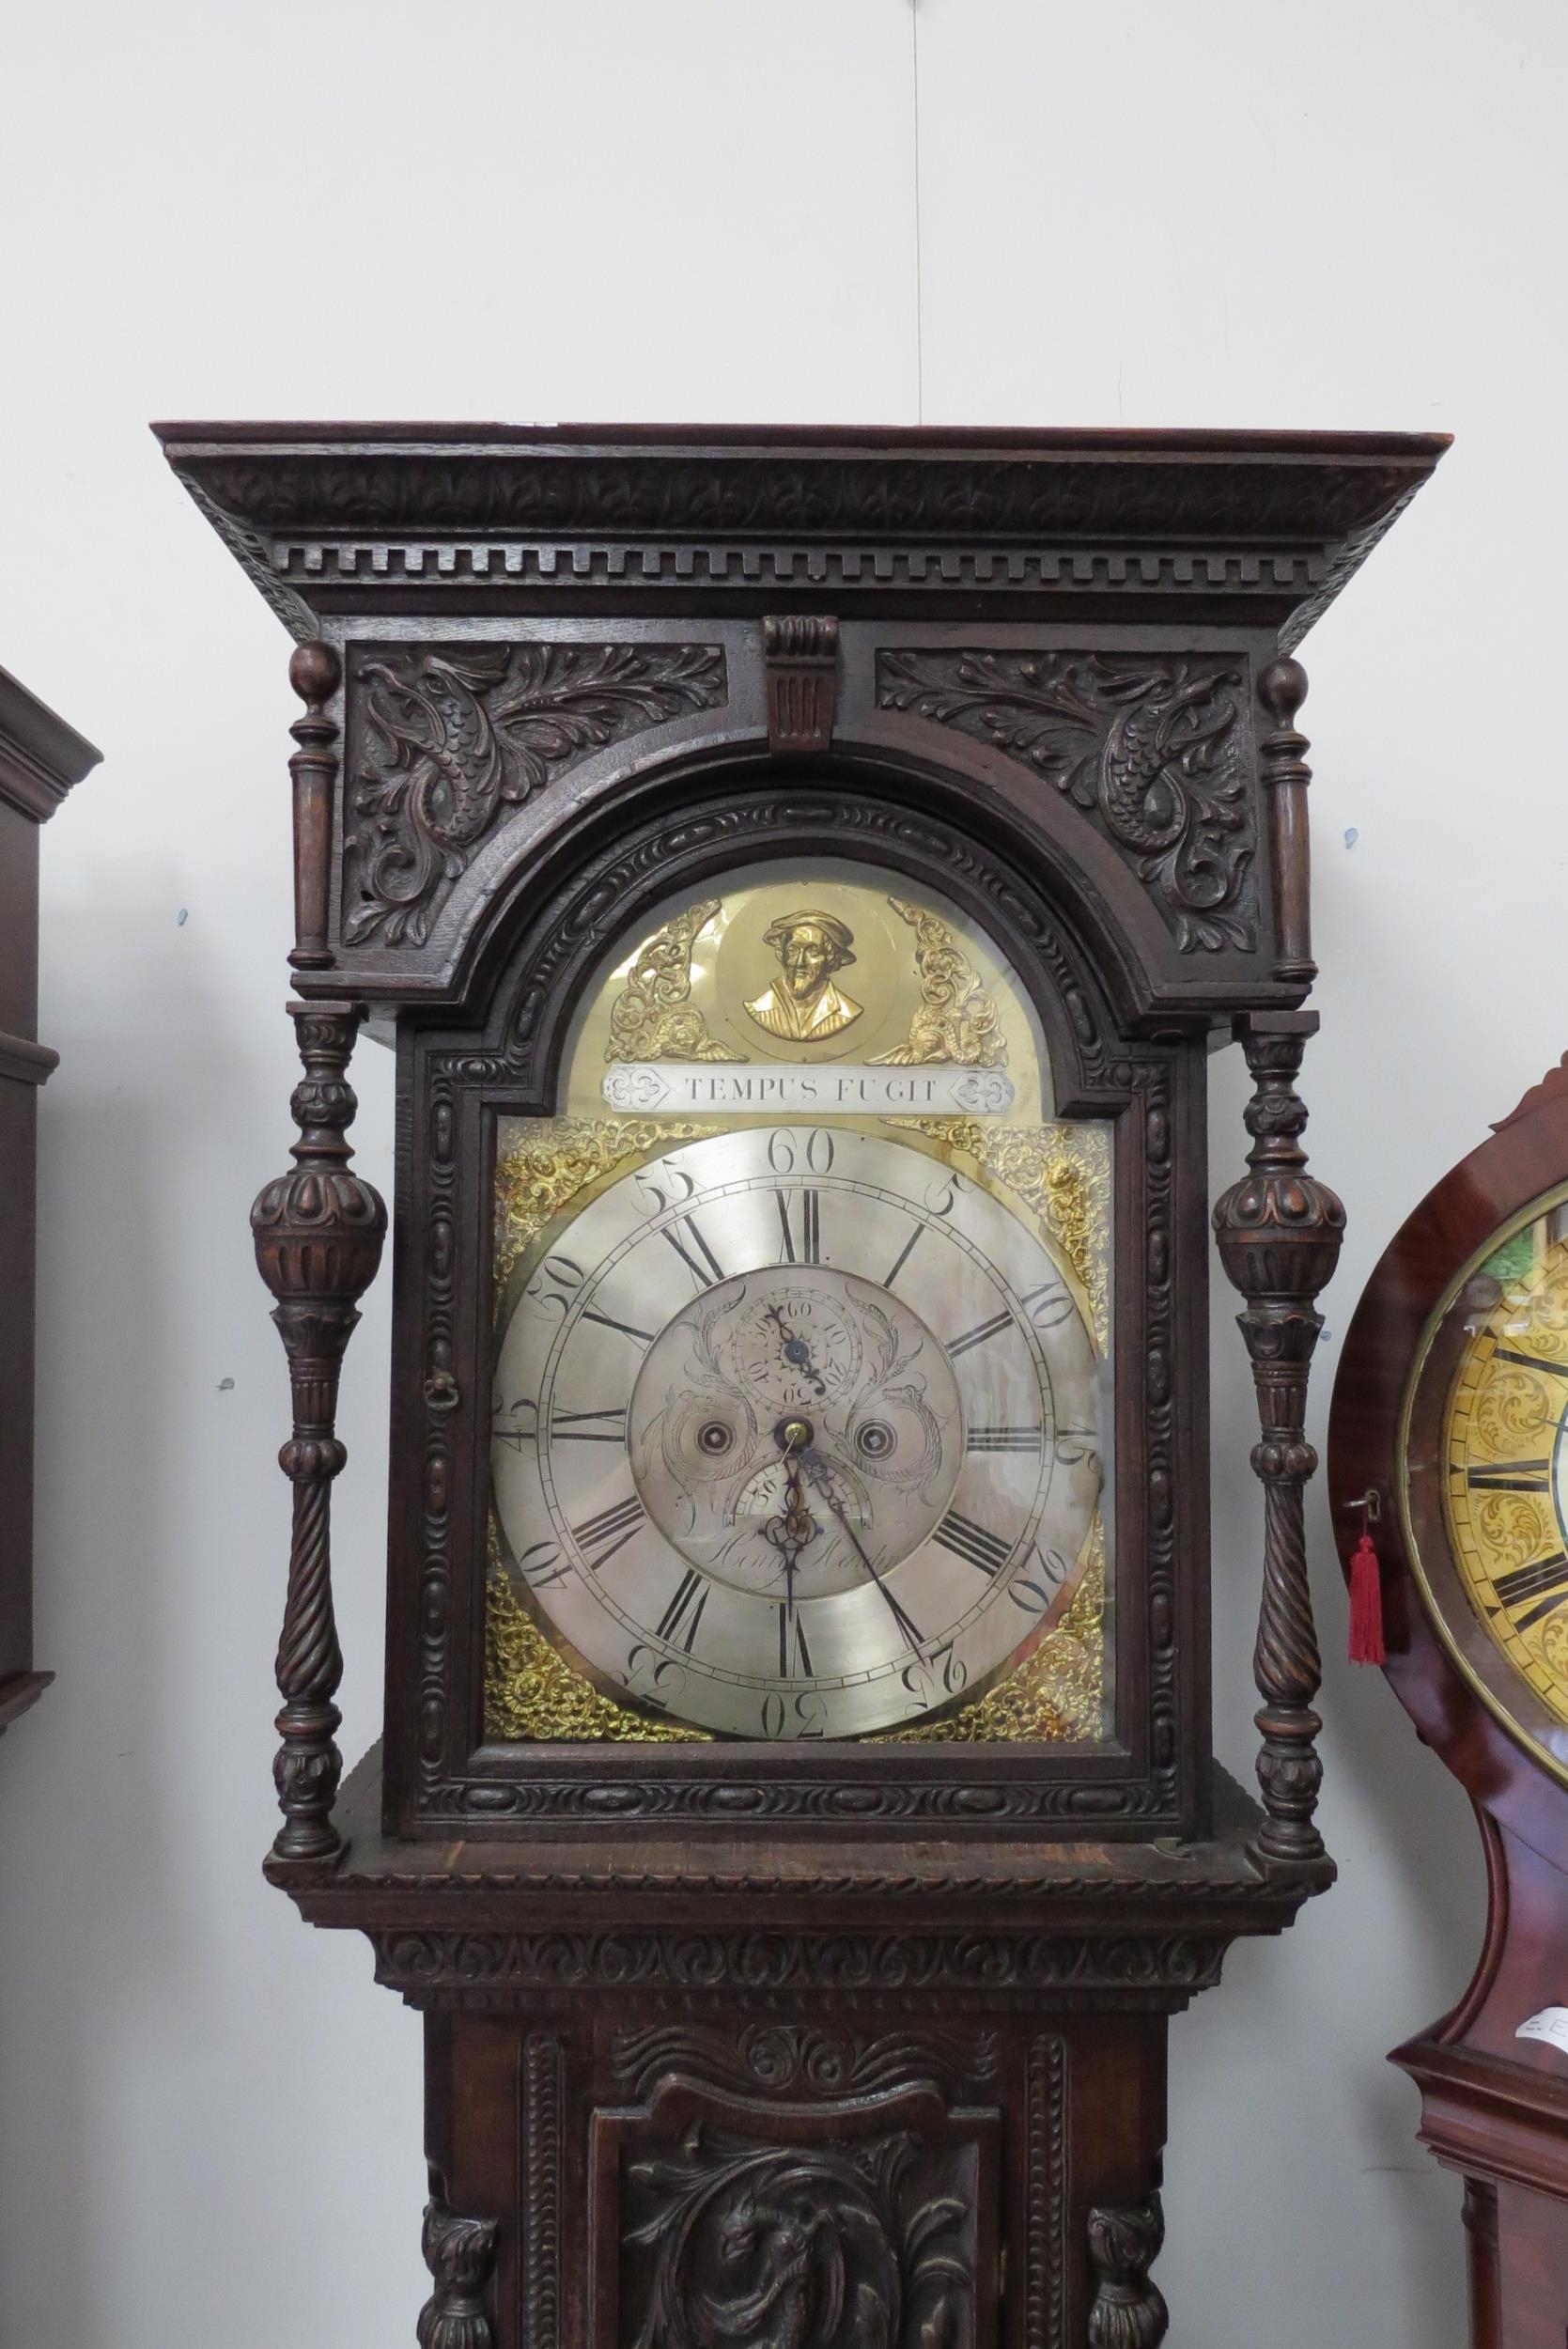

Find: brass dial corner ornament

[605,899,742,1066]
[875,897,1008,1068]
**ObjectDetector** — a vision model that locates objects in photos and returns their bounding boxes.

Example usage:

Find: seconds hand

[800,1446,924,1652]
[764,1299,827,1399]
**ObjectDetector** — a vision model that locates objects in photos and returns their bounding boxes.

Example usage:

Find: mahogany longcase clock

[158,423,1444,2348]
[1330,1061,1568,2349]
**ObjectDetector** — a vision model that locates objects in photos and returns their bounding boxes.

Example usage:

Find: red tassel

[1348,1531,1386,1665]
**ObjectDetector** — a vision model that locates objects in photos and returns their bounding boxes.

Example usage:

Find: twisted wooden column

[252,1000,385,1862]
[1214,1008,1344,1865]
[251,644,386,1865]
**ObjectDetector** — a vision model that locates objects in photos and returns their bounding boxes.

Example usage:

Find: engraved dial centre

[629,1265,965,1601]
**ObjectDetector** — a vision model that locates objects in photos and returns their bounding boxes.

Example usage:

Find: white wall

[1,1,1560,2339]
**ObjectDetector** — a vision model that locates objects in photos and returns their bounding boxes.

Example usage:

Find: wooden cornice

[1392,2031,1568,2199]
[153,420,1450,651]
[0,1031,59,1087]
[0,664,101,823]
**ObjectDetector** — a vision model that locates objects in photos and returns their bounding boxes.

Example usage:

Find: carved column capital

[764,613,839,752]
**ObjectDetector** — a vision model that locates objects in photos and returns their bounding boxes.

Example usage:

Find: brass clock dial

[491,1124,1102,1739]
[1427,1192,1568,1729]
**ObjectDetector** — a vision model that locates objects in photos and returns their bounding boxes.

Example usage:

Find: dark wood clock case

[0,665,100,1732]
[159,423,1445,2347]
[1329,1062,1568,2349]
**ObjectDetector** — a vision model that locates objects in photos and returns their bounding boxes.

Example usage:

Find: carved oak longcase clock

[158,422,1444,2347]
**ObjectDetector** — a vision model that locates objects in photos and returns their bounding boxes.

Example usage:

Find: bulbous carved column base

[417,2194,499,2349]
[1253,1700,1326,1864]
[1087,2192,1169,2349]
[272,1698,345,1862]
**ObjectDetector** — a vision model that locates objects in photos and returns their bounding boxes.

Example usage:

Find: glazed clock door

[483,863,1118,1756]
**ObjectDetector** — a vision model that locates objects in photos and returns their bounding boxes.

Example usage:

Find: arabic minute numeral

[768,1128,835,1175]
[900,1642,968,1711]
[1020,1277,1076,1332]
[925,1170,969,1218]
[1008,1542,1071,1612]
[1053,1427,1096,1468]
[491,1396,538,1451]
[524,1253,583,1319]
[620,1642,685,1714]
[760,1689,828,1738]
[517,1538,572,1591]
[634,1161,695,1216]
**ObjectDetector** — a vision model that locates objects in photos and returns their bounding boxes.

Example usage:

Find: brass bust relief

[743,910,863,1043]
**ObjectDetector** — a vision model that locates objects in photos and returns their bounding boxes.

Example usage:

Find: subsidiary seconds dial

[491,1126,1103,1738]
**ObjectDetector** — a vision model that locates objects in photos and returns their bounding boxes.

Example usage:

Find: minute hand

[800,1448,924,1651]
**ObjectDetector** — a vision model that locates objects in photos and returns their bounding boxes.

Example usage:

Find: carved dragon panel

[343,642,726,949]
[877,649,1256,954]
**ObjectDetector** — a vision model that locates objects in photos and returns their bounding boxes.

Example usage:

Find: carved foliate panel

[374,1931,1227,2006]
[877,649,1256,955]
[608,2022,1001,2103]
[593,2079,999,2349]
[342,642,726,950]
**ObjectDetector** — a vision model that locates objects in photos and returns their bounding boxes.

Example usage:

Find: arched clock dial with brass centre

[492,1125,1102,1738]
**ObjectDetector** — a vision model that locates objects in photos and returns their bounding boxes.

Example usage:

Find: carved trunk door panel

[591,2077,1001,2349]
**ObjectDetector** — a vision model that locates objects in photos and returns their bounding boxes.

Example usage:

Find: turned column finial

[1259,653,1314,987]
[287,638,342,972]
